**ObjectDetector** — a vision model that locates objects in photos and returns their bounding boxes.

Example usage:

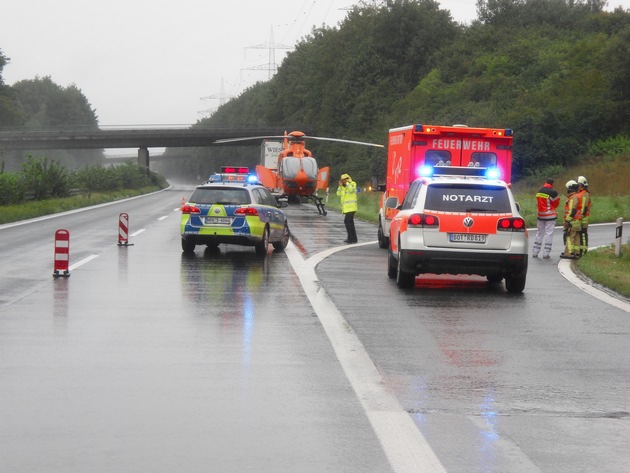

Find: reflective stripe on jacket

[578,189,591,226]
[564,192,582,228]
[536,183,560,220]
[337,181,357,213]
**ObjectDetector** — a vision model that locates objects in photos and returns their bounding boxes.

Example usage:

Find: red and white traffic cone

[53,229,70,278]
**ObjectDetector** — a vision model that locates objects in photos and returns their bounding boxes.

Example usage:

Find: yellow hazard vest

[337,181,358,214]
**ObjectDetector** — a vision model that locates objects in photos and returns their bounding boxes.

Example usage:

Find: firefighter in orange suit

[561,180,582,259]
[577,176,591,255]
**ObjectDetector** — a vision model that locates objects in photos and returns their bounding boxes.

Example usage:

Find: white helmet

[577,175,588,186]
[566,180,578,192]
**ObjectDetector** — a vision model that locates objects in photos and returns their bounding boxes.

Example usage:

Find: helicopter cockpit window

[280,157,300,180]
[301,157,318,180]
[425,150,451,166]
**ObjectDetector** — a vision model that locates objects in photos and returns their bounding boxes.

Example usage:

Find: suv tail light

[181,204,200,214]
[234,207,259,216]
[497,217,526,232]
[408,213,440,228]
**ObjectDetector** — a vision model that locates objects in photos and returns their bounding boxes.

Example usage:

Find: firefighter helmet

[566,179,578,192]
[577,175,588,187]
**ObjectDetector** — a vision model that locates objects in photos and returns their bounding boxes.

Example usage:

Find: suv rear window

[190,187,251,205]
[424,183,511,213]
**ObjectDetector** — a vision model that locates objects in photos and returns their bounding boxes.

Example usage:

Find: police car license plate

[449,233,486,243]
[205,217,231,225]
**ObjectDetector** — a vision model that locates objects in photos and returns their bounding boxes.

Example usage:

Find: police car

[386,166,528,292]
[180,167,290,254]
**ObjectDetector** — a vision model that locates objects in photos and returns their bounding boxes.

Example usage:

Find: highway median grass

[0,186,162,225]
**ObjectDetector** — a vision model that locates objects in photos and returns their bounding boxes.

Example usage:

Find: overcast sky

[2,0,628,129]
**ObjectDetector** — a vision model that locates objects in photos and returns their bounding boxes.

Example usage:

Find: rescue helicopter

[215,130,384,215]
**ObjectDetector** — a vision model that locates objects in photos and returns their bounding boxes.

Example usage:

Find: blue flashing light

[247,174,259,183]
[414,124,424,132]
[419,165,434,177]
[504,129,513,136]
[485,167,501,180]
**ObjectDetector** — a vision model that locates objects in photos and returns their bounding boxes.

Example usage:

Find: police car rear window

[424,183,511,213]
[190,188,251,205]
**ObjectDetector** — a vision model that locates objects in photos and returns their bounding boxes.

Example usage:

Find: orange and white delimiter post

[53,229,70,278]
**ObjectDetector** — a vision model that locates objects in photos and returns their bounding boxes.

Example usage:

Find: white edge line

[285,240,447,473]
[68,254,99,271]
[0,186,172,230]
[558,250,630,313]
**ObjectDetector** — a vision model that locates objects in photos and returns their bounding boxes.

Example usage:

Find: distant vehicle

[386,166,528,293]
[180,167,289,255]
[216,130,383,215]
[375,124,514,248]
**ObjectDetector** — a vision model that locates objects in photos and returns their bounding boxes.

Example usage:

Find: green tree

[0,49,25,127]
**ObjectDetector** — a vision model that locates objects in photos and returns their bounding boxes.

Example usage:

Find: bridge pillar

[138,147,149,169]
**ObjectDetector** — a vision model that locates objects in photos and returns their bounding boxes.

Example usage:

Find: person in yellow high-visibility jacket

[336,173,358,243]
[577,175,591,256]
[561,180,582,259]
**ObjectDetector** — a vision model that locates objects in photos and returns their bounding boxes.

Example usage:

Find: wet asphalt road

[1,186,629,472]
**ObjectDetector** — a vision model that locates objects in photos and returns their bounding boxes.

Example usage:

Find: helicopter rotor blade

[215,134,384,147]
[303,136,384,148]
[214,136,287,144]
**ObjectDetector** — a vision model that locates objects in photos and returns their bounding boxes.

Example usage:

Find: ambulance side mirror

[385,196,399,209]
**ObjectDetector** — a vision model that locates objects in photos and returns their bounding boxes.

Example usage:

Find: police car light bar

[221,166,249,174]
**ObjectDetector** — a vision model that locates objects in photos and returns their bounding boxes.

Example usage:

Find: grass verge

[575,243,630,300]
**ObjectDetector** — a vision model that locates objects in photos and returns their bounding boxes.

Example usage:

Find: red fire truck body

[377,124,514,248]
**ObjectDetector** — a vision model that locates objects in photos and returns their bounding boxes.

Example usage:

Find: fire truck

[376,123,514,248]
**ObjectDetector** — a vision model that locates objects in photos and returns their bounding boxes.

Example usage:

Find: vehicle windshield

[189,188,250,205]
[424,183,511,213]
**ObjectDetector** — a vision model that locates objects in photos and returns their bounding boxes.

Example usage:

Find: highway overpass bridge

[0,126,300,167]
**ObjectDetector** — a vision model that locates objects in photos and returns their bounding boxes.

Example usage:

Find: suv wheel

[505,272,526,293]
[378,220,389,249]
[387,248,397,278]
[396,250,415,288]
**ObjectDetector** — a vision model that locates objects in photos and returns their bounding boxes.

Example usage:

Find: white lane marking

[130,229,145,237]
[158,215,169,221]
[285,241,447,473]
[558,256,630,313]
[68,254,99,271]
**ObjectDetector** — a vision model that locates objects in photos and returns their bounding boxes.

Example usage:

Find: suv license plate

[205,217,231,225]
[449,233,486,243]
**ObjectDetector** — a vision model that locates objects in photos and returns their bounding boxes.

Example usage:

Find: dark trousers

[344,212,357,242]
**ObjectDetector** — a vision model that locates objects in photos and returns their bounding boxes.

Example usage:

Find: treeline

[160,0,630,184]
[0,158,166,206]
[0,65,103,171]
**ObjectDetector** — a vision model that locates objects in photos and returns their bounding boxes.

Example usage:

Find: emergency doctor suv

[386,166,528,293]
[180,167,290,255]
